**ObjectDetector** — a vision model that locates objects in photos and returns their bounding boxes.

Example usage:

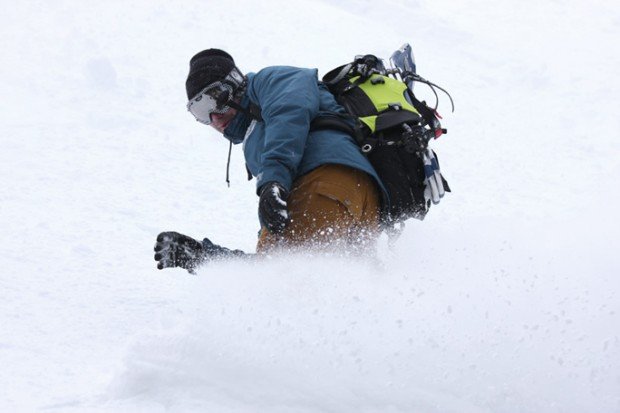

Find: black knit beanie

[185,49,236,100]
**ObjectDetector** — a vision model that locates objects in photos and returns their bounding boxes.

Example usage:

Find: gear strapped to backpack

[311,44,453,224]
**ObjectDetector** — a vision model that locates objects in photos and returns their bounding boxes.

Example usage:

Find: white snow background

[1,0,619,412]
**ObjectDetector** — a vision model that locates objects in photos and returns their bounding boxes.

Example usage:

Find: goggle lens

[187,82,233,125]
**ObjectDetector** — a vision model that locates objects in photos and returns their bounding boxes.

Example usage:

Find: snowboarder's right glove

[154,231,206,273]
[154,231,247,274]
[258,181,290,234]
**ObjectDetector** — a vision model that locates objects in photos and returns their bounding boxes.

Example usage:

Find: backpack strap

[309,115,355,136]
[323,63,354,86]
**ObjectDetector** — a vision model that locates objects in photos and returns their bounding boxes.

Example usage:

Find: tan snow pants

[256,164,381,253]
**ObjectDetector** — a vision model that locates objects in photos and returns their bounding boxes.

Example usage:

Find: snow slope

[1,0,619,412]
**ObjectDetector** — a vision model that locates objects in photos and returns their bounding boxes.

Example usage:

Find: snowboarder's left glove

[258,181,290,234]
[154,231,205,273]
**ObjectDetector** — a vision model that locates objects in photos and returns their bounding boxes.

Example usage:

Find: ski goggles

[187,67,246,125]
[187,81,234,125]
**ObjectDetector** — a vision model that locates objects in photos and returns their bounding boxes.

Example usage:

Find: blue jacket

[223,66,387,199]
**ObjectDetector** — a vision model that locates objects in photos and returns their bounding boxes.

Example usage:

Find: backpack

[311,44,453,224]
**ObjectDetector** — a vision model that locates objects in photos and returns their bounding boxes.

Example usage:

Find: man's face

[209,106,238,134]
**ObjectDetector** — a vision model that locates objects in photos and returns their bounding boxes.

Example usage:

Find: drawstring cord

[226,140,232,187]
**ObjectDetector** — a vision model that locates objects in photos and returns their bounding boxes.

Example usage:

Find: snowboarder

[154,49,387,273]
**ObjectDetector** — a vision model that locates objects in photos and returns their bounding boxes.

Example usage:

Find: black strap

[405,89,447,136]
[309,115,355,136]
[227,100,263,122]
[247,102,263,121]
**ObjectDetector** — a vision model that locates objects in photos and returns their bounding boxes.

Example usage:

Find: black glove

[154,232,247,274]
[154,231,205,273]
[258,181,290,234]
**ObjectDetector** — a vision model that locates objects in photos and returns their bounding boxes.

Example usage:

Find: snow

[1,0,619,412]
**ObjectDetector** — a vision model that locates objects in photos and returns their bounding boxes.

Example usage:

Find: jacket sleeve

[248,67,320,192]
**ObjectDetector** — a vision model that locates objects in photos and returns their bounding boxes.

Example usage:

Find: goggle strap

[224,66,246,90]
[226,99,263,122]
